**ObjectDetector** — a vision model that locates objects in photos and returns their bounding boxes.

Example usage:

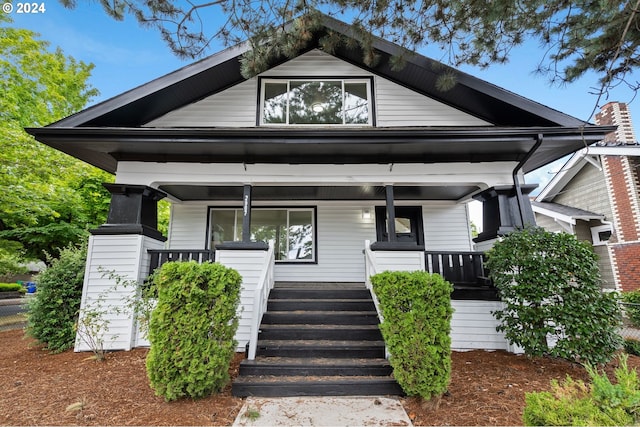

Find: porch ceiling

[158,184,482,201]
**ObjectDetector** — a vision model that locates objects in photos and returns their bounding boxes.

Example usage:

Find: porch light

[362,208,372,220]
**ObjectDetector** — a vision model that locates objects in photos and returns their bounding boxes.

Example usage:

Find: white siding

[133,238,165,347]
[451,301,510,351]
[167,204,208,249]
[372,251,425,272]
[166,202,474,282]
[76,234,164,352]
[144,50,490,128]
[375,78,488,127]
[424,203,473,251]
[145,80,258,127]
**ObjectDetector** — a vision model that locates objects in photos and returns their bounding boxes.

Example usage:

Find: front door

[375,206,424,246]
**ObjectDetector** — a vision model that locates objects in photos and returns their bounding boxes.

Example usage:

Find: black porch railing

[147,249,215,276]
[425,251,498,301]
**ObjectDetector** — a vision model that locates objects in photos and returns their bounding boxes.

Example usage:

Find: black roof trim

[51,42,251,128]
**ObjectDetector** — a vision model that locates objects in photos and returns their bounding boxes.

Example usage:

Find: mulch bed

[2,328,638,426]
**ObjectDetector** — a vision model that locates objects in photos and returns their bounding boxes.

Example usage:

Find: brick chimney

[595,102,640,291]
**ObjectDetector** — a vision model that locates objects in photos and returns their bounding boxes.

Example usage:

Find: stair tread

[260,324,380,329]
[267,310,377,315]
[269,298,373,302]
[258,339,384,346]
[242,357,390,366]
[274,282,366,288]
[234,375,396,383]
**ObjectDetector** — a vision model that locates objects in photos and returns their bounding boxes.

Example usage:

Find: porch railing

[147,249,215,276]
[248,242,275,360]
[363,240,384,322]
[425,251,498,300]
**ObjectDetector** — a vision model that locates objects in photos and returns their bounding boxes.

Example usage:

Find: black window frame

[206,205,319,264]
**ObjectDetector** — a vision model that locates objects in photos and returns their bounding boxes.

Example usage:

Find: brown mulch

[2,328,638,426]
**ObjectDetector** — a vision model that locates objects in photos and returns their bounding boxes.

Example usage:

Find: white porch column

[216,247,271,352]
[75,184,167,352]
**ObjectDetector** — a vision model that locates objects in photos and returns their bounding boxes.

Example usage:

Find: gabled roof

[536,144,640,201]
[27,14,615,174]
[49,15,586,129]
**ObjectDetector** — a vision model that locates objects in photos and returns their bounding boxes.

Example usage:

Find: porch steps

[232,282,402,397]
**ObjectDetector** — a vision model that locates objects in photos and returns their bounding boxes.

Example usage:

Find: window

[591,224,613,246]
[260,78,372,125]
[209,208,315,262]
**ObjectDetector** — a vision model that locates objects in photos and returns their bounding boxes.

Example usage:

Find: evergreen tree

[59,0,640,95]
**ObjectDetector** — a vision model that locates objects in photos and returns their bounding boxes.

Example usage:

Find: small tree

[27,244,86,352]
[486,227,622,365]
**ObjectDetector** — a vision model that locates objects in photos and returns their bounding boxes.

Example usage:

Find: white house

[28,14,613,396]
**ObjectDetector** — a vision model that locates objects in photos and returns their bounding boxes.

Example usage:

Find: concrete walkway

[232,396,412,426]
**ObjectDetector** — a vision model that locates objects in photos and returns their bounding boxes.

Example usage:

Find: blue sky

[9,1,640,190]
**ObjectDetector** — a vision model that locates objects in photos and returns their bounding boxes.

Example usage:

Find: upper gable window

[260,78,373,126]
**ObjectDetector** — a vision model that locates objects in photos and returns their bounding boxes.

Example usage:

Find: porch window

[209,208,315,262]
[260,78,372,126]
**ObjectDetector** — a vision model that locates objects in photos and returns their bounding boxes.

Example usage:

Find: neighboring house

[533,102,640,292]
[28,15,612,365]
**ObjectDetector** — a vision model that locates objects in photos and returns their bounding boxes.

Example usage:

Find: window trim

[591,224,613,246]
[257,76,375,127]
[207,206,318,264]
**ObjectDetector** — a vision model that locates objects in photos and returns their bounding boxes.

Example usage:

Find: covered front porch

[81,172,537,354]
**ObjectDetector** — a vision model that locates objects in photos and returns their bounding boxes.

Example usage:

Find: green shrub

[625,339,640,356]
[622,290,640,328]
[486,227,622,365]
[146,261,242,401]
[26,244,86,352]
[371,270,453,399]
[523,355,640,426]
[0,282,24,292]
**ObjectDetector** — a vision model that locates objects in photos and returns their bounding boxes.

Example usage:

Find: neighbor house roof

[27,14,614,174]
[536,144,640,202]
[531,200,605,225]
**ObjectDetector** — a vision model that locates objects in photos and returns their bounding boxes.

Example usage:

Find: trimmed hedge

[0,283,24,292]
[371,270,453,399]
[146,261,242,401]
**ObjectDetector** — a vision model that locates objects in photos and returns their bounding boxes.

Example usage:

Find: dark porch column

[473,184,537,243]
[385,185,397,242]
[216,184,268,250]
[370,185,424,251]
[242,184,252,243]
[91,183,167,241]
